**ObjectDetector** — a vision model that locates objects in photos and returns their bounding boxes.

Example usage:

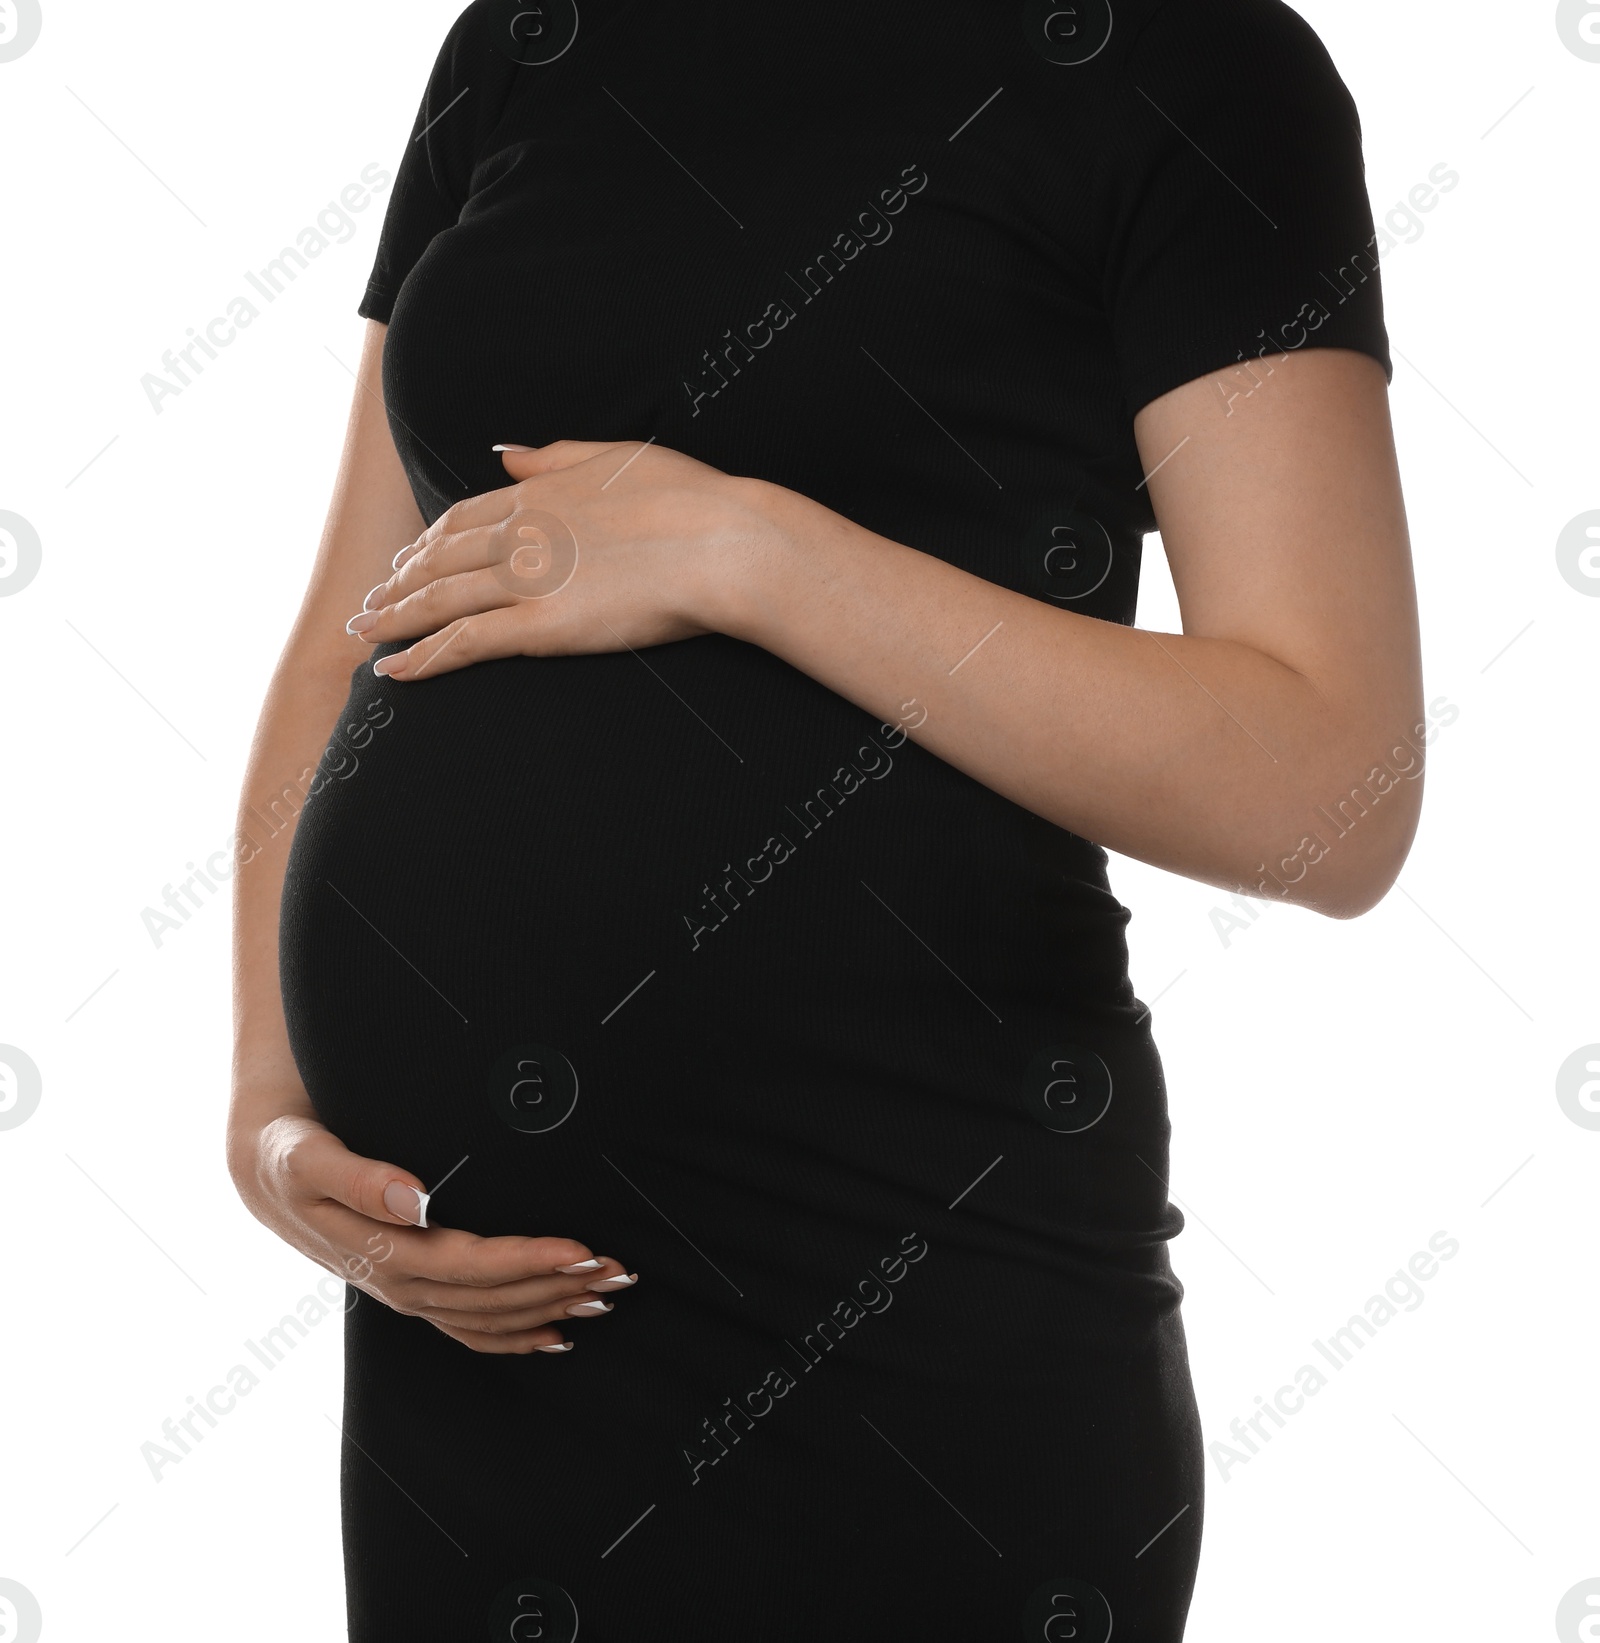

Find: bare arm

[354,345,1425,920]
[228,319,424,1153]
[731,346,1424,917]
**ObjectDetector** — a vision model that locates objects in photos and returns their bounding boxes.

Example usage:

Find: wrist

[707,476,817,646]
[226,1091,317,1186]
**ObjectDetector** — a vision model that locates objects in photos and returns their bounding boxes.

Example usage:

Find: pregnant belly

[278,633,1151,1263]
[279,636,935,1231]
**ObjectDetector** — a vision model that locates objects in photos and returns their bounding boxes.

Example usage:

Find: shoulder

[1106,0,1357,110]
[402,0,571,176]
[426,0,579,69]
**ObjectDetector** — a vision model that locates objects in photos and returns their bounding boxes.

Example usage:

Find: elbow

[1319,866,1404,922]
[1291,777,1425,921]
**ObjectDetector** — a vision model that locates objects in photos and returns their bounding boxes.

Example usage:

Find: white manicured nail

[535,1341,573,1353]
[587,1272,637,1292]
[556,1259,603,1273]
[565,1299,612,1316]
[382,1183,429,1227]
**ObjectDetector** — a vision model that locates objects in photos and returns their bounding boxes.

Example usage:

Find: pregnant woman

[228,2,1423,1637]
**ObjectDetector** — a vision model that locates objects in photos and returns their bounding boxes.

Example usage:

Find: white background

[0,1,1595,1639]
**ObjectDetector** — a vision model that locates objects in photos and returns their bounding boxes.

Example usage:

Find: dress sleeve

[1101,0,1393,419]
[357,0,528,323]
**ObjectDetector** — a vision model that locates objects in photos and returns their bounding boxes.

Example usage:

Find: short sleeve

[357,0,532,323]
[1101,0,1393,418]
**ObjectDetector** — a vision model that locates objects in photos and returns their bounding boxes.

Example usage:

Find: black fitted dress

[279,3,1390,1637]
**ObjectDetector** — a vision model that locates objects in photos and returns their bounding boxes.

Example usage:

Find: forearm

[228,644,362,1170]
[722,483,1424,917]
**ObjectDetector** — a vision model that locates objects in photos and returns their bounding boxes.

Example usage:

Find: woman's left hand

[345,439,783,679]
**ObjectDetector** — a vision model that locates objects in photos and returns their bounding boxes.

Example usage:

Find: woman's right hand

[229,1108,636,1354]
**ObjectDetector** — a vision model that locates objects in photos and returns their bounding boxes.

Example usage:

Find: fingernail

[362,583,389,612]
[557,1258,603,1273]
[565,1299,613,1316]
[492,442,534,452]
[383,1183,429,1226]
[373,654,405,678]
[536,1341,574,1353]
[392,544,417,569]
[346,611,379,634]
[587,1272,637,1292]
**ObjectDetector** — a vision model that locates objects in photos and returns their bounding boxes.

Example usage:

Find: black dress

[279,3,1390,1637]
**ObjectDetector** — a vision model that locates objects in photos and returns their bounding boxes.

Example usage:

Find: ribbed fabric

[279,3,1388,1638]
